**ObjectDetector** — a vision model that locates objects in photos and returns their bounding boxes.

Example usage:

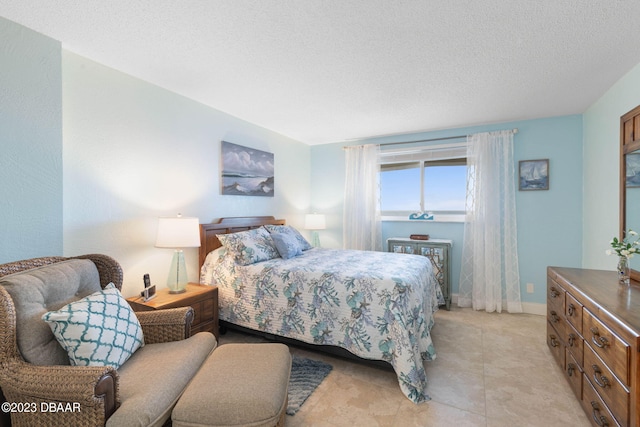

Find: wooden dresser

[547,267,640,427]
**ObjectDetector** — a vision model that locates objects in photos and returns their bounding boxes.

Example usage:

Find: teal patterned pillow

[218,227,279,265]
[271,232,303,259]
[264,225,312,251]
[42,283,144,369]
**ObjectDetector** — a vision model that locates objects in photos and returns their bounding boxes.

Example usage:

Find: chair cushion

[0,259,103,365]
[106,332,217,427]
[42,283,144,369]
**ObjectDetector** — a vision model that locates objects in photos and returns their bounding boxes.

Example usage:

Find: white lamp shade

[305,214,326,230]
[155,216,201,248]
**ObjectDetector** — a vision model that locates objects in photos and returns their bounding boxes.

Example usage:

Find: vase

[617,255,630,286]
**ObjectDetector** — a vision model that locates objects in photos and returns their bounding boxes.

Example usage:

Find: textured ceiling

[2,1,640,145]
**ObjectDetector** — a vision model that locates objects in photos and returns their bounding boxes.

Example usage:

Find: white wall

[583,62,640,271]
[0,17,63,263]
[63,51,310,297]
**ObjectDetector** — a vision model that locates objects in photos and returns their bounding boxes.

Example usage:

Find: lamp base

[311,230,321,248]
[167,249,188,294]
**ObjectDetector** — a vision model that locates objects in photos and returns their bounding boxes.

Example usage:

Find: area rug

[287,355,333,415]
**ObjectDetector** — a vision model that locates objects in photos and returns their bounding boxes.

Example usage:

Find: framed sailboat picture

[519,159,549,191]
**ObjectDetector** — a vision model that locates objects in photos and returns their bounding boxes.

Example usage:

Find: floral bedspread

[200,247,442,403]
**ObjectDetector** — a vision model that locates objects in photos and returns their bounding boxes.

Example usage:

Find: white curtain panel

[343,144,382,251]
[458,130,522,313]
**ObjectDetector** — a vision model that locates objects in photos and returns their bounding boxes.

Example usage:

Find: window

[379,144,467,216]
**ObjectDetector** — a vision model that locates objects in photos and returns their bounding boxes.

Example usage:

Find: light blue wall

[311,115,584,307]
[583,61,640,273]
[0,17,63,263]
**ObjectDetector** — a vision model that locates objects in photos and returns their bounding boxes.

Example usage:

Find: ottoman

[172,343,292,427]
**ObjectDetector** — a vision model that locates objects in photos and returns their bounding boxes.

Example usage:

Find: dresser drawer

[565,348,583,400]
[548,303,570,345]
[584,309,631,386]
[566,321,584,368]
[547,278,565,315]
[584,344,629,426]
[547,321,565,370]
[582,375,622,427]
[565,292,583,335]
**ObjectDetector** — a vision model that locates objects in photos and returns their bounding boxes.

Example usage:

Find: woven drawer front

[584,309,630,386]
[584,344,629,427]
[565,292,583,335]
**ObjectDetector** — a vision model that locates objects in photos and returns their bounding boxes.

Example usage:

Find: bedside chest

[387,237,452,310]
[127,283,219,338]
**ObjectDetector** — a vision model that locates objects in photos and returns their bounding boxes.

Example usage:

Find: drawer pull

[549,334,559,348]
[550,287,560,298]
[567,303,576,316]
[590,401,610,427]
[590,327,609,348]
[567,333,576,347]
[567,362,575,377]
[591,365,610,388]
[550,311,560,324]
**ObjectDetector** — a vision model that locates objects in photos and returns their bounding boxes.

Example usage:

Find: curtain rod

[379,134,466,147]
[343,128,518,149]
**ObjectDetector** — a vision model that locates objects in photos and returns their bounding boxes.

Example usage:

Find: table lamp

[155,214,200,293]
[304,213,326,247]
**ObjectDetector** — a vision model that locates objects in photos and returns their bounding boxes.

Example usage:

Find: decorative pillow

[271,232,303,259]
[264,224,312,251]
[42,283,144,369]
[217,227,279,265]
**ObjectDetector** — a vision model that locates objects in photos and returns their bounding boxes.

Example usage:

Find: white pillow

[42,283,144,369]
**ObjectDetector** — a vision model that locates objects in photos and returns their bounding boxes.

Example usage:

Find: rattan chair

[0,254,200,427]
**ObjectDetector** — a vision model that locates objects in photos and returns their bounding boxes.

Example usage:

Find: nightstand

[127,283,219,338]
[387,237,452,310]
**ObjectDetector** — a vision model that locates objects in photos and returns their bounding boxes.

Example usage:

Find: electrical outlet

[526,283,534,293]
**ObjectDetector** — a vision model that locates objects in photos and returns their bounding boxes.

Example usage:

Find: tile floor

[218,307,591,427]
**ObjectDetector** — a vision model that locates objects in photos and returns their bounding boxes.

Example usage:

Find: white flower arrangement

[606,230,639,258]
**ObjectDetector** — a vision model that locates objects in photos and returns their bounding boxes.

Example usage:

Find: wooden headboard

[199,216,286,270]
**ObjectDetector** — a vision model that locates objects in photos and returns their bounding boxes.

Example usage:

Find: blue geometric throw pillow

[42,283,144,369]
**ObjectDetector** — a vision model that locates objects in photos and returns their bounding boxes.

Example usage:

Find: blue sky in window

[381,165,466,211]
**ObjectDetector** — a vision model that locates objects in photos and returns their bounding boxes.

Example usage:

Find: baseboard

[450,294,546,316]
[519,302,544,315]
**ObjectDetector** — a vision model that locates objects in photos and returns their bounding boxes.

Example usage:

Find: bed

[198,216,442,403]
